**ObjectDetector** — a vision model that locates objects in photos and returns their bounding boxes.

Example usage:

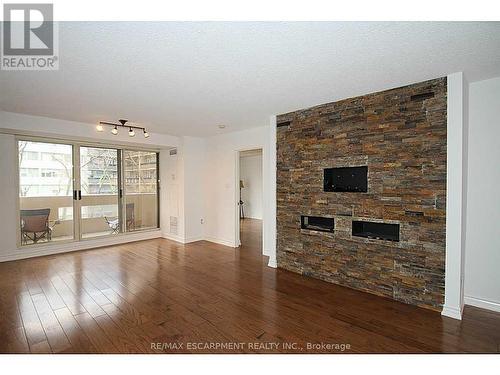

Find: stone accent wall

[276,77,447,310]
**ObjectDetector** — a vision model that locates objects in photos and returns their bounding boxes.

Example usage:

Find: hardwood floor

[0,218,499,353]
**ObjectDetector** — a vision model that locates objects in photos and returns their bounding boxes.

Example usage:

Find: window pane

[80,146,119,238]
[80,147,118,195]
[18,141,74,245]
[123,150,158,231]
[20,168,39,178]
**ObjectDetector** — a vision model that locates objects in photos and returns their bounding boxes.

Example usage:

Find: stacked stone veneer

[276,77,447,310]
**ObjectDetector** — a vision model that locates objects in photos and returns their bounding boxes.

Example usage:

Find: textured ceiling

[1,22,500,136]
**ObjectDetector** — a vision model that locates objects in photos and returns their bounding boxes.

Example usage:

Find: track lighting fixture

[97,119,150,139]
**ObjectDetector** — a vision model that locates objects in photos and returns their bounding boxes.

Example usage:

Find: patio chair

[104,203,135,234]
[104,216,120,234]
[20,208,52,244]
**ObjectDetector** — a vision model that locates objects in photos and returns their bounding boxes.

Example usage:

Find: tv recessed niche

[324,166,368,192]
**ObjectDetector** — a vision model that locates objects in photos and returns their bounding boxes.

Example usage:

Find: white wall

[182,136,206,242]
[239,153,263,220]
[160,148,184,242]
[464,76,500,312]
[0,134,19,259]
[442,72,468,320]
[159,136,206,244]
[203,126,272,253]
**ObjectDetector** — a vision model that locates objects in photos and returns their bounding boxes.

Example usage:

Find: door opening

[237,148,263,249]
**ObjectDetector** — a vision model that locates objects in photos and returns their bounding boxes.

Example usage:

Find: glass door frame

[15,135,160,248]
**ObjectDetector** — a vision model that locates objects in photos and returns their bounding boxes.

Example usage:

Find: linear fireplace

[301,216,334,232]
[352,220,400,242]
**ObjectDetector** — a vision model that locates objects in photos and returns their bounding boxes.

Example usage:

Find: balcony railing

[19,193,157,244]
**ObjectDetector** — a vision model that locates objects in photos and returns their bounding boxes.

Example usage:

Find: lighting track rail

[96,119,150,138]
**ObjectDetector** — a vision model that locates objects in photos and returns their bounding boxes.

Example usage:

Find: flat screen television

[324,166,368,192]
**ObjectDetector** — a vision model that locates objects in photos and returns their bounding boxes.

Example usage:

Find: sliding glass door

[123,150,158,232]
[79,146,120,239]
[17,139,159,247]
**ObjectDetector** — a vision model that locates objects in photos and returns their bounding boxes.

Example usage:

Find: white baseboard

[161,233,204,244]
[204,236,237,248]
[184,236,204,244]
[267,257,277,268]
[161,233,187,244]
[242,216,263,220]
[441,305,463,320]
[0,230,162,263]
[465,295,500,313]
[163,233,244,248]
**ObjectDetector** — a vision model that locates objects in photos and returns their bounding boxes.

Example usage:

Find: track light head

[111,126,118,135]
[129,127,135,137]
[96,124,104,132]
[143,129,149,138]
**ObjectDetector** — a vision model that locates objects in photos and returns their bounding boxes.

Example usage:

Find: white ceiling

[1,22,500,137]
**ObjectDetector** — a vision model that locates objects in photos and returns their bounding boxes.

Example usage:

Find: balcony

[19,193,158,245]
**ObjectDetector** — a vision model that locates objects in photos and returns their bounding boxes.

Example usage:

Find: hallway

[240,218,262,251]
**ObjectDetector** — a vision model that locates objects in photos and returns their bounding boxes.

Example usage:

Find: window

[123,150,158,231]
[79,146,120,239]
[23,151,39,160]
[41,152,52,161]
[58,207,73,221]
[18,141,74,245]
[80,147,118,195]
[18,139,159,246]
[124,150,158,194]
[20,185,39,196]
[20,168,39,178]
[41,169,61,178]
[81,205,118,219]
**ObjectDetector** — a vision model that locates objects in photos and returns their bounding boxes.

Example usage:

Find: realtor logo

[1,3,59,70]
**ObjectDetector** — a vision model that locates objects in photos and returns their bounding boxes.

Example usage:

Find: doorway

[237,148,263,249]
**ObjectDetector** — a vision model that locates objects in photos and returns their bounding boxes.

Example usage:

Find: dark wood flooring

[0,218,499,353]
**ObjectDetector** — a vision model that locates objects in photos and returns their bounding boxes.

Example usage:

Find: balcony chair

[104,216,120,234]
[104,203,135,234]
[20,208,56,244]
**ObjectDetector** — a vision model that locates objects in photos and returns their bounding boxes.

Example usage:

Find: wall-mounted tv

[324,166,368,192]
